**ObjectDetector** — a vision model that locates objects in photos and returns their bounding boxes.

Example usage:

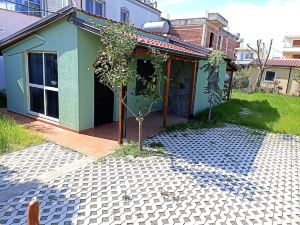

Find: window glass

[265,71,275,81]
[28,53,43,85]
[136,60,155,95]
[30,87,44,114]
[209,32,214,48]
[46,90,59,119]
[121,9,129,23]
[45,53,58,88]
[86,0,93,13]
[95,1,103,16]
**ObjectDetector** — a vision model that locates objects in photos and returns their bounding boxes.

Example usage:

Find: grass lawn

[198,91,300,136]
[0,114,43,155]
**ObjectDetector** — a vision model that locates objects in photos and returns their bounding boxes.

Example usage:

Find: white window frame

[26,51,59,123]
[120,7,130,23]
[263,70,276,83]
[86,0,105,16]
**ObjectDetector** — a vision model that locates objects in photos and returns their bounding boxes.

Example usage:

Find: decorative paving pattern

[0,124,300,224]
[0,143,89,192]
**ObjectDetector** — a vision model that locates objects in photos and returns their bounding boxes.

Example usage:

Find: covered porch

[1,109,186,158]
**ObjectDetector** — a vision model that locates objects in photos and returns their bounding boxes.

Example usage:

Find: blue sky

[158,0,300,55]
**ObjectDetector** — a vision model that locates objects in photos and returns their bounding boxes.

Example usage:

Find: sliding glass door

[28,52,59,121]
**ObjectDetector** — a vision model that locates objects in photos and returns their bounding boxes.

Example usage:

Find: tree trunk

[136,117,144,151]
[208,102,212,122]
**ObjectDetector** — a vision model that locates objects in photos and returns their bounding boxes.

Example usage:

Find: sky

[158,0,300,56]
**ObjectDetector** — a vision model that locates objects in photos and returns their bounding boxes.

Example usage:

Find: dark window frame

[264,71,276,82]
[27,52,59,121]
[135,59,155,96]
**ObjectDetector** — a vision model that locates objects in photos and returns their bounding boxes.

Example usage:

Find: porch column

[189,61,198,116]
[118,84,126,145]
[163,57,171,128]
[227,70,234,100]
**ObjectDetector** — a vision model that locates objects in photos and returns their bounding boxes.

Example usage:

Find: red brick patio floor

[0,109,187,158]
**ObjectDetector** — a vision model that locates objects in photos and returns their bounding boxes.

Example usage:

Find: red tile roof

[264,59,300,67]
[136,35,205,58]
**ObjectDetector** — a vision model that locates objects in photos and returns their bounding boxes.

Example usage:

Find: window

[14,0,42,17]
[86,0,105,16]
[293,55,300,59]
[120,8,129,23]
[28,53,59,120]
[264,71,276,82]
[208,32,215,48]
[244,53,254,60]
[292,40,300,47]
[217,35,222,50]
[136,59,155,95]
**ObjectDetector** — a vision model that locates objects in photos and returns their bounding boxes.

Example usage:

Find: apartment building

[168,12,238,59]
[0,0,161,28]
[283,35,300,59]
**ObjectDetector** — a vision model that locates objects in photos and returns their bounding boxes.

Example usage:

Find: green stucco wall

[193,60,227,114]
[77,28,98,130]
[3,19,80,131]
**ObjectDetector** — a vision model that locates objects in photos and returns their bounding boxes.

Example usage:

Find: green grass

[0,114,43,155]
[113,141,165,158]
[165,120,224,133]
[198,91,300,136]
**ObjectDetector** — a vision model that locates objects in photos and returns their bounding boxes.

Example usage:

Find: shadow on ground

[145,124,273,201]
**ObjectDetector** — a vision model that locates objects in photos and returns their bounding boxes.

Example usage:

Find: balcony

[282,46,300,53]
[207,13,228,27]
[137,0,158,9]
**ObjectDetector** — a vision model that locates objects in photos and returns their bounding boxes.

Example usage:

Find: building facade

[0,8,40,90]
[283,35,300,59]
[168,12,238,59]
[248,59,300,96]
[0,0,161,90]
[0,0,161,28]
[0,7,229,136]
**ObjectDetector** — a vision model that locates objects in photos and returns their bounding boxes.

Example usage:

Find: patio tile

[0,124,299,224]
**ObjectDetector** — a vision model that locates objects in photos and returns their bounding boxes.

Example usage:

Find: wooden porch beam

[118,84,126,145]
[163,57,172,128]
[227,70,234,100]
[189,61,199,116]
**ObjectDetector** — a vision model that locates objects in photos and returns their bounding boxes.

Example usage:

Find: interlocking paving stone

[0,124,300,224]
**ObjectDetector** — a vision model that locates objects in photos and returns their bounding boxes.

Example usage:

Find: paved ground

[0,124,300,225]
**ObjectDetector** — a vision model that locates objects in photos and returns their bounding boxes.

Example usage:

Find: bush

[0,91,6,108]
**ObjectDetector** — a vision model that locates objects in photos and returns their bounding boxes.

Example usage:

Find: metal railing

[137,0,157,9]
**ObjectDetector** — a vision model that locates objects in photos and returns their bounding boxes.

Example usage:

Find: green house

[0,6,229,143]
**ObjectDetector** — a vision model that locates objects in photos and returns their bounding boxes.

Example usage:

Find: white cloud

[160,0,300,57]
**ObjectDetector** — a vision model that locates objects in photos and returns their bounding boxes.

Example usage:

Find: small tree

[93,23,167,150]
[202,50,225,122]
[294,69,300,96]
[233,67,251,90]
[247,39,273,90]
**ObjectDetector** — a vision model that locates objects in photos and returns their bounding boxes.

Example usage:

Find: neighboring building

[168,12,238,59]
[0,0,161,28]
[283,35,300,59]
[235,47,256,68]
[0,8,40,90]
[0,7,230,142]
[248,59,300,96]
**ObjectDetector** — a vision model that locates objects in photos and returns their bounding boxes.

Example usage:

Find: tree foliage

[201,50,225,121]
[93,22,167,149]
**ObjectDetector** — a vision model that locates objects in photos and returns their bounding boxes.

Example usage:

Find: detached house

[0,4,234,143]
